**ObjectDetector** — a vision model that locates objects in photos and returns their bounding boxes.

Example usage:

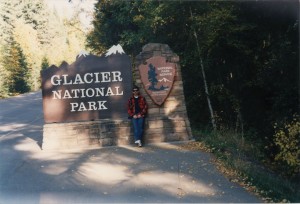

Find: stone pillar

[135,43,193,143]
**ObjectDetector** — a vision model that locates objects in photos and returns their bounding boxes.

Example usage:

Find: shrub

[273,114,300,178]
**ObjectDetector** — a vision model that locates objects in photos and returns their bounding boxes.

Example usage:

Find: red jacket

[127,95,148,117]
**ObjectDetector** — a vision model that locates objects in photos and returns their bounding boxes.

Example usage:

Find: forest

[0,0,299,201]
[87,0,299,180]
[0,0,87,96]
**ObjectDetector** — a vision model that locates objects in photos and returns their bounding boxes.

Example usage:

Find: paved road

[0,91,262,203]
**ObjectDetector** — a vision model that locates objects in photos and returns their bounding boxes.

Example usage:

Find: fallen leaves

[179,141,274,202]
[177,187,186,198]
[179,141,212,152]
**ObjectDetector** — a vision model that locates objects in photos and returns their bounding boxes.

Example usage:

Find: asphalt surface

[0,91,262,203]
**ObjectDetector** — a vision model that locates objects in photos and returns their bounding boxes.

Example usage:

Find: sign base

[42,119,132,150]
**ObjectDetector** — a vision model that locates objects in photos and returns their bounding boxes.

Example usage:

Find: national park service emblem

[138,56,176,105]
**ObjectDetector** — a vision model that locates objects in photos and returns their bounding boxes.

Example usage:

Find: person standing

[127,86,148,147]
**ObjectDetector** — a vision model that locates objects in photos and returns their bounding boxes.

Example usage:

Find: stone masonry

[42,120,133,150]
[42,43,192,150]
[135,43,192,144]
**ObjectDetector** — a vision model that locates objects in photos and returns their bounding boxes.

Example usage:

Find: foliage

[0,0,298,201]
[86,2,299,200]
[41,56,49,71]
[2,39,31,94]
[274,115,300,178]
[191,129,300,202]
[87,0,146,55]
[13,18,41,90]
[87,0,298,144]
[0,0,88,97]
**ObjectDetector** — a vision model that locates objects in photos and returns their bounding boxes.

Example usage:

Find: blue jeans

[132,117,144,142]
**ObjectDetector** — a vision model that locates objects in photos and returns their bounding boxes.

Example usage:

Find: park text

[50,71,123,112]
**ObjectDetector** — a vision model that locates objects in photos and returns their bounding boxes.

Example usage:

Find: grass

[188,128,300,203]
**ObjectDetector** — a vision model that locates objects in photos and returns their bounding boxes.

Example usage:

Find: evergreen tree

[0,0,23,96]
[2,39,31,94]
[14,18,41,91]
[0,0,88,95]
[41,56,49,70]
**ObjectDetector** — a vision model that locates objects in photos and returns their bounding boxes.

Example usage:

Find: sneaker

[135,140,140,144]
[138,140,142,147]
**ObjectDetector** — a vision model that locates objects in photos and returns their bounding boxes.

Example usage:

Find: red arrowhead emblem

[138,56,176,105]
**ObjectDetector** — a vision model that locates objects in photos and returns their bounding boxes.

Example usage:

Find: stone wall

[42,43,192,150]
[42,120,132,150]
[135,43,193,143]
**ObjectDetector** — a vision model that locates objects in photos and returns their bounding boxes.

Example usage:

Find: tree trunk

[299,50,300,114]
[235,109,244,145]
[199,57,217,130]
[190,7,216,130]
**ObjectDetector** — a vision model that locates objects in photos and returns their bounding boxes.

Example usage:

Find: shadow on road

[0,91,262,203]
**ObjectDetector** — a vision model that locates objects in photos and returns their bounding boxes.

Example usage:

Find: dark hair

[132,86,139,91]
